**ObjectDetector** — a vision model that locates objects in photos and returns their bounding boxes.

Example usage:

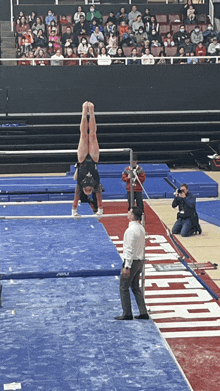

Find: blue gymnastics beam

[178,257,219,301]
[0,269,121,281]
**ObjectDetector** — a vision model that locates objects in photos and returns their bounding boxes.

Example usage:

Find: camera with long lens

[177,189,183,194]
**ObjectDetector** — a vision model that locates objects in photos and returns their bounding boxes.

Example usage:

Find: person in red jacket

[122,154,146,212]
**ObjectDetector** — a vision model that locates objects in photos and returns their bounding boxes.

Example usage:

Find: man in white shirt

[115,207,149,320]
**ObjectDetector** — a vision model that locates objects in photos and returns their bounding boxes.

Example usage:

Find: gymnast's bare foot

[82,101,89,115]
[88,102,95,115]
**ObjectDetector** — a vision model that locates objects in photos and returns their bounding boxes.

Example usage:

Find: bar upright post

[129,149,134,208]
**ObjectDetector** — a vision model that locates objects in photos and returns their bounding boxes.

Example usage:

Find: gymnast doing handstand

[72,101,103,218]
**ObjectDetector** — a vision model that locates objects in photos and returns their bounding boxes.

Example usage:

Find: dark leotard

[77,154,100,190]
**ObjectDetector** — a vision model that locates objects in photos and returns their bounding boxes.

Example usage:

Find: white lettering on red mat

[144,235,220,338]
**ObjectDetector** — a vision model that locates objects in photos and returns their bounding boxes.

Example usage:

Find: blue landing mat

[101,178,127,199]
[0,176,76,193]
[142,178,174,199]
[167,171,218,198]
[0,176,76,202]
[0,203,192,391]
[0,204,122,273]
[0,277,192,391]
[197,200,220,227]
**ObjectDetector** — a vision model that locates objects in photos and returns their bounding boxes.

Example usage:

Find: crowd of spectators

[15,3,220,66]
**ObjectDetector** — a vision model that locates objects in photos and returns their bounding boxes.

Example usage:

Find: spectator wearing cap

[128,5,142,27]
[191,25,203,51]
[182,34,194,54]
[207,37,220,62]
[45,10,57,26]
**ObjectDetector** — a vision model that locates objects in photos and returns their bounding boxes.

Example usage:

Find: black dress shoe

[114,315,133,320]
[134,314,149,320]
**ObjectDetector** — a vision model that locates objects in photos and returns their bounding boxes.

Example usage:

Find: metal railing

[1,55,220,65]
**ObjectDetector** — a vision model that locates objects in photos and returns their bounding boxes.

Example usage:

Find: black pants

[127,191,144,212]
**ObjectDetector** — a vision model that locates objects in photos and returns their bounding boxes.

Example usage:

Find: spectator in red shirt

[64,47,78,65]
[18,53,29,66]
[20,16,30,34]
[196,41,206,63]
[35,48,49,66]
[163,32,175,47]
[23,28,34,45]
[119,20,129,38]
[59,14,70,27]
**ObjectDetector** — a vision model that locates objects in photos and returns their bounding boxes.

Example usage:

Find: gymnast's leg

[72,102,89,215]
[88,102,99,163]
[77,101,89,163]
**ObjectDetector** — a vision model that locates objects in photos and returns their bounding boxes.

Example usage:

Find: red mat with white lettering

[102,201,220,391]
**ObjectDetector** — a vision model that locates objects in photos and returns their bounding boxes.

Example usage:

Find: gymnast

[72,101,103,218]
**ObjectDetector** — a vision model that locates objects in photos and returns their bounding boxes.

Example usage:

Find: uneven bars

[0,214,128,220]
[0,148,131,155]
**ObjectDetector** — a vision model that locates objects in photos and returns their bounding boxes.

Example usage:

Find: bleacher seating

[10,4,217,66]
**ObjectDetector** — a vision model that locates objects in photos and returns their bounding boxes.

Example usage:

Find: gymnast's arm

[73,167,78,181]
[95,184,103,217]
[72,184,81,211]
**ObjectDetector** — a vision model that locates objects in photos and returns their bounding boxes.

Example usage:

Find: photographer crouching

[172,183,201,237]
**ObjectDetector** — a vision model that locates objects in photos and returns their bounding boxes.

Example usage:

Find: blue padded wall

[167,172,218,198]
